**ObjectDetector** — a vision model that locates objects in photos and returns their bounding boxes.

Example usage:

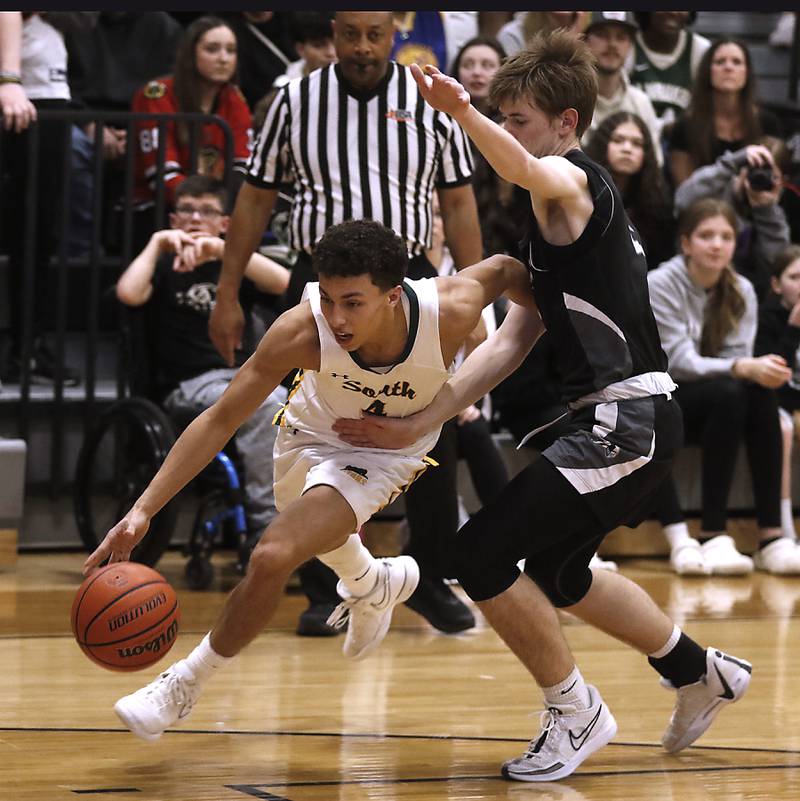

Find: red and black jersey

[131,76,253,207]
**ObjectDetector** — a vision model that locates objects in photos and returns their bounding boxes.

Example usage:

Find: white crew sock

[781,498,797,541]
[543,666,591,710]
[317,533,380,597]
[178,632,233,684]
[648,624,681,660]
[663,522,692,551]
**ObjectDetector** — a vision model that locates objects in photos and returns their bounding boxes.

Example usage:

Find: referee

[209,11,483,636]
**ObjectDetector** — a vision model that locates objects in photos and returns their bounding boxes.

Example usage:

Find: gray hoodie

[647,253,757,381]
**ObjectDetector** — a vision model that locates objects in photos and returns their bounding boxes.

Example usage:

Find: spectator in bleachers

[451,35,505,118]
[674,138,791,300]
[67,13,181,116]
[580,12,662,167]
[666,38,783,188]
[392,12,479,74]
[496,11,587,59]
[115,174,289,552]
[65,12,183,258]
[755,244,800,542]
[585,111,675,267]
[218,12,295,112]
[130,15,253,250]
[780,134,800,244]
[253,11,336,130]
[647,198,800,576]
[0,11,84,386]
[272,12,336,90]
[628,12,711,136]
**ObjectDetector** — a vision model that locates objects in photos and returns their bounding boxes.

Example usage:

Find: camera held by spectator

[747,163,777,192]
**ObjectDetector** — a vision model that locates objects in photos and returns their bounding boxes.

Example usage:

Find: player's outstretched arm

[453,253,535,310]
[83,306,318,574]
[410,64,585,201]
[333,303,544,450]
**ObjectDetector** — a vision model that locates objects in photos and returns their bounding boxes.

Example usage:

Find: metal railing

[0,109,236,494]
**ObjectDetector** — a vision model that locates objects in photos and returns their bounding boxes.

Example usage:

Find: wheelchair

[72,302,254,590]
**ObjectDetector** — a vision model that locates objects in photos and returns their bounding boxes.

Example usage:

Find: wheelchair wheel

[73,397,180,567]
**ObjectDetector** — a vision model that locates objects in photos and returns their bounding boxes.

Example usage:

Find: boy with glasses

[116,174,291,549]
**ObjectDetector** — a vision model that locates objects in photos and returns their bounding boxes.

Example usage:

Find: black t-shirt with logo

[150,254,257,390]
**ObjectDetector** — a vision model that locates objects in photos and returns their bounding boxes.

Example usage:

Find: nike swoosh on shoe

[714,665,735,700]
[568,706,602,750]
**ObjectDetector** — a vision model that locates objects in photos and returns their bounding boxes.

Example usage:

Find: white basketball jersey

[275,277,451,457]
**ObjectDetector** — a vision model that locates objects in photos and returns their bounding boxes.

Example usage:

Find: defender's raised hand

[409,63,471,118]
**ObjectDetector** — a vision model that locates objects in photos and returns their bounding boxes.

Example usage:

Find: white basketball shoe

[114,662,200,742]
[661,647,752,753]
[326,555,419,660]
[502,685,618,782]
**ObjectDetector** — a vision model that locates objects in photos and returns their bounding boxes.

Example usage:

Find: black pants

[452,395,682,606]
[457,414,509,508]
[650,377,782,531]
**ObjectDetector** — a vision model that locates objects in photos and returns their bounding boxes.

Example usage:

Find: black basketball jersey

[522,149,667,403]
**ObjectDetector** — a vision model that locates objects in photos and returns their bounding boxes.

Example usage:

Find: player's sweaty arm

[410,64,587,201]
[417,302,543,432]
[454,252,536,310]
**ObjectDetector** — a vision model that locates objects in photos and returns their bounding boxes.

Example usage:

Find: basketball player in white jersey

[82,218,534,742]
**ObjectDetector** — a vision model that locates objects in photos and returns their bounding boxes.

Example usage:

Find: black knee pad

[449,524,521,602]
[524,544,596,608]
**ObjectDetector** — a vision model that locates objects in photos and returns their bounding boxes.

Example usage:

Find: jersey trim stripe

[274,368,306,428]
[349,281,421,373]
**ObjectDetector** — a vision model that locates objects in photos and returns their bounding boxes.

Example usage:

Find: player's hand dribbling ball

[71,562,180,671]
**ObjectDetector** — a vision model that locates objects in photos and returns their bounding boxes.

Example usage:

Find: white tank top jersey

[275,277,452,457]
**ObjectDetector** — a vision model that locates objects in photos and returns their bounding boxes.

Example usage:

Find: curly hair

[489,28,597,138]
[585,111,674,264]
[312,220,408,291]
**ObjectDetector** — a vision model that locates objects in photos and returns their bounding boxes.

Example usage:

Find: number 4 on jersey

[364,400,387,416]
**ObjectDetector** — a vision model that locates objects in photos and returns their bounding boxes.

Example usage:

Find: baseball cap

[584,11,638,36]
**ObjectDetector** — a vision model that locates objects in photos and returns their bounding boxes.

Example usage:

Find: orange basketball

[71,562,180,671]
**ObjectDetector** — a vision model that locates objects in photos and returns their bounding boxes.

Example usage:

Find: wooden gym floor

[1,549,799,801]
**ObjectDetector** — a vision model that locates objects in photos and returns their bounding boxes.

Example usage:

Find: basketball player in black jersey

[333,29,753,783]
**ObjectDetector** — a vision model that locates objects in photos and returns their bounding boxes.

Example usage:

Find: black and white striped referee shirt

[246,61,474,256]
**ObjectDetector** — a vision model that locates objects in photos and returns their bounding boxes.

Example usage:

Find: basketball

[71,562,180,671]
